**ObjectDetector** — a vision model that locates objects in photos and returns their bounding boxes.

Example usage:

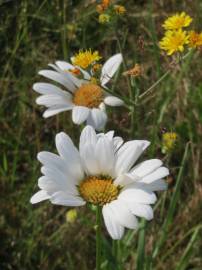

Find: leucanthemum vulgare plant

[31,126,169,268]
[31,126,169,240]
[30,9,200,270]
[33,50,123,130]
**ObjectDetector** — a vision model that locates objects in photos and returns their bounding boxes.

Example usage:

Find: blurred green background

[0,0,202,269]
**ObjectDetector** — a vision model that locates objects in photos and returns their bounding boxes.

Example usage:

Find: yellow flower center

[78,176,120,206]
[73,83,103,108]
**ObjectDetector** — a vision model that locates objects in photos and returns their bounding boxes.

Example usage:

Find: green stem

[139,49,194,100]
[96,205,102,270]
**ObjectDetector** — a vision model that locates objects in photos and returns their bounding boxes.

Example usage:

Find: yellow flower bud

[66,209,78,223]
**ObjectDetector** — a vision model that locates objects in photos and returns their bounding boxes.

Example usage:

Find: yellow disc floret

[188,31,202,48]
[78,176,120,206]
[72,49,102,69]
[163,12,192,30]
[73,83,103,108]
[159,29,189,55]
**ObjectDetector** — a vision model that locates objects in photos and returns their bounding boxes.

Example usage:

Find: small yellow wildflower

[66,209,78,223]
[96,0,110,13]
[159,29,189,55]
[99,14,110,24]
[72,49,102,69]
[188,30,202,48]
[96,4,105,13]
[102,0,110,9]
[162,132,178,154]
[123,64,142,77]
[163,12,192,30]
[114,5,126,15]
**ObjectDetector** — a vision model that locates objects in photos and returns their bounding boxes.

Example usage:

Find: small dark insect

[166,174,175,187]
[160,127,168,134]
[138,35,145,51]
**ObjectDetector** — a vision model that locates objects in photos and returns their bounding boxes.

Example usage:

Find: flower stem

[96,205,102,270]
[139,49,194,100]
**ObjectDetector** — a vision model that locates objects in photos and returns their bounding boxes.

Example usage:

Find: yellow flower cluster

[71,49,102,69]
[162,132,178,154]
[96,0,126,24]
[159,12,202,55]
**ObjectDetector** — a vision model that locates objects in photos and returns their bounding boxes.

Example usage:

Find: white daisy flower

[30,126,169,240]
[33,52,124,131]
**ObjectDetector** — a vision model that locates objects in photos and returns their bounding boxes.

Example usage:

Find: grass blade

[176,227,200,270]
[152,142,190,259]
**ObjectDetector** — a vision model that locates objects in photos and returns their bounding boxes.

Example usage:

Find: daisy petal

[119,188,157,204]
[128,159,163,180]
[50,191,85,206]
[141,167,169,183]
[30,190,50,204]
[55,132,84,180]
[37,151,66,172]
[102,204,125,240]
[39,70,76,92]
[87,109,107,131]
[139,179,168,191]
[126,202,154,220]
[43,105,73,118]
[115,142,144,176]
[80,143,100,175]
[114,174,134,186]
[40,166,77,194]
[113,136,124,151]
[33,82,71,97]
[104,96,124,106]
[72,106,90,125]
[100,53,123,86]
[36,94,72,107]
[109,200,138,229]
[50,62,84,88]
[79,125,97,152]
[38,176,70,193]
[55,61,75,71]
[95,136,114,175]
[104,131,114,139]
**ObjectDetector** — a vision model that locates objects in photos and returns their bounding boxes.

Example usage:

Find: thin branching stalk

[139,49,194,100]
